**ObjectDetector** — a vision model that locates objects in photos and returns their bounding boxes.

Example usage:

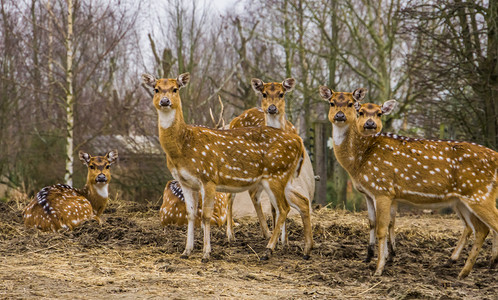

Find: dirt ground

[1,197,496,299]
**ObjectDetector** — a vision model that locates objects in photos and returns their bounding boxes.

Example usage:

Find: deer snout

[96,174,107,183]
[334,111,346,122]
[364,119,377,130]
[160,97,171,107]
[267,104,278,115]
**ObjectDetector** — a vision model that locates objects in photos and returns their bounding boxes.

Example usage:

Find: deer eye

[172,88,178,93]
[105,165,110,169]
[154,88,159,93]
[90,165,95,170]
[359,111,364,116]
[348,102,353,107]
[279,93,284,98]
[377,113,382,117]
[262,93,267,98]
[330,102,335,107]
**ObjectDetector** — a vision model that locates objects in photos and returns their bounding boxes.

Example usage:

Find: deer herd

[21,72,497,280]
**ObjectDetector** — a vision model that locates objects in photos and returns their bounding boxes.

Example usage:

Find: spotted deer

[226,78,314,258]
[320,85,498,278]
[142,72,306,261]
[23,150,118,232]
[160,180,229,227]
[355,101,498,275]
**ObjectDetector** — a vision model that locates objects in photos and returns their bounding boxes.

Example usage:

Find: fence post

[313,120,330,206]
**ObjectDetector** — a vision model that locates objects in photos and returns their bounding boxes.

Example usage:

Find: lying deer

[160,180,229,227]
[226,78,314,258]
[142,72,307,261]
[320,85,498,278]
[23,150,118,231]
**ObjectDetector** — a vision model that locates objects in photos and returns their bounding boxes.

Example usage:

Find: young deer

[160,180,229,227]
[23,150,118,232]
[142,73,306,261]
[320,85,498,278]
[226,78,314,258]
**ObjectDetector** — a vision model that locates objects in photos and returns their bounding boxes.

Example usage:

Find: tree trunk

[64,0,75,186]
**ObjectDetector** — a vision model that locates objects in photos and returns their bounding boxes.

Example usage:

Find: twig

[247,244,260,260]
[356,280,383,296]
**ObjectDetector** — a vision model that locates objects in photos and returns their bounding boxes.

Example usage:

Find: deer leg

[288,189,313,260]
[365,195,376,263]
[491,231,498,269]
[447,206,472,265]
[387,201,398,262]
[180,186,198,259]
[260,183,290,261]
[374,196,392,276]
[250,187,272,239]
[201,182,216,263]
[226,193,236,242]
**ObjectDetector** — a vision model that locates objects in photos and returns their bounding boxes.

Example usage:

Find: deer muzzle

[267,104,278,115]
[160,97,171,107]
[334,111,346,122]
[364,119,377,130]
[96,174,107,183]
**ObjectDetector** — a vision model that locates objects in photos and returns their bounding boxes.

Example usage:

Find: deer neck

[157,106,188,158]
[332,122,373,171]
[265,112,287,130]
[82,183,108,211]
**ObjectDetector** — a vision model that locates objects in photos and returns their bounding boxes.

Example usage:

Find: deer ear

[282,78,295,92]
[177,73,190,88]
[352,88,367,101]
[106,149,119,165]
[79,151,91,166]
[354,101,362,111]
[381,100,397,115]
[251,78,264,94]
[319,86,333,101]
[141,74,157,88]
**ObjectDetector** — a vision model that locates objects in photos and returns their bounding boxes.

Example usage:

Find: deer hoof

[201,257,209,263]
[444,259,456,267]
[302,254,311,260]
[180,253,189,259]
[260,249,272,261]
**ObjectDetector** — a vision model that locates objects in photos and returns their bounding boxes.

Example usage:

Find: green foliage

[326,179,365,212]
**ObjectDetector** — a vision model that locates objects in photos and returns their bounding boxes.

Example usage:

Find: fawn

[226,78,314,258]
[320,85,498,278]
[142,72,306,261]
[23,150,118,232]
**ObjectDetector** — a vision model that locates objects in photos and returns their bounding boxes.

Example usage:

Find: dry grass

[0,199,496,299]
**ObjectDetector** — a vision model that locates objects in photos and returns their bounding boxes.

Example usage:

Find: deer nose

[364,119,377,129]
[96,174,107,183]
[334,111,346,122]
[267,104,278,115]
[160,97,171,107]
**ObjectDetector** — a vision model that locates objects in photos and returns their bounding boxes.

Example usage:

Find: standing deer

[320,85,498,278]
[23,150,118,231]
[142,72,307,261]
[226,78,314,258]
[160,180,229,227]
[160,100,231,229]
[355,101,498,274]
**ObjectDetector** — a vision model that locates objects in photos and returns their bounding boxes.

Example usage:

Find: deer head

[319,86,366,127]
[142,73,190,129]
[356,100,397,135]
[251,78,295,129]
[79,150,118,187]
